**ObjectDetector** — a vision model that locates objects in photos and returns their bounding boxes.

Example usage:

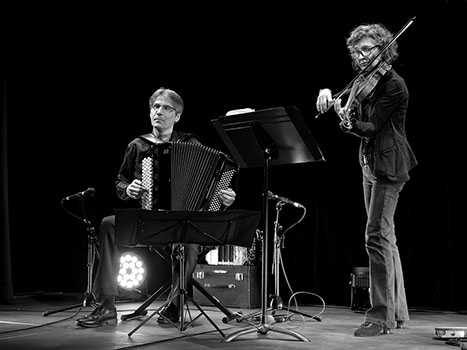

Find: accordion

[141,142,237,211]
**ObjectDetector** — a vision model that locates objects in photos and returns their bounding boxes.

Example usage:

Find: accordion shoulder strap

[138,131,201,145]
[138,133,159,144]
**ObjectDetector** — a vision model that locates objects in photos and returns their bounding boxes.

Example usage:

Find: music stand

[211,106,324,342]
[115,209,261,338]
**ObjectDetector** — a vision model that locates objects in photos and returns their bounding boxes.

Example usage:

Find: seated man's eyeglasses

[152,103,177,113]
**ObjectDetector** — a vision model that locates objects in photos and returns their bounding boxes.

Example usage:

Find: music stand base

[121,278,238,324]
[120,281,170,321]
[128,243,225,338]
[222,322,309,342]
[282,306,322,321]
[236,305,320,324]
[127,290,225,338]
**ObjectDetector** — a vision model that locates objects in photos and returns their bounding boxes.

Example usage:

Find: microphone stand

[222,123,309,342]
[269,201,320,321]
[43,197,98,316]
[235,200,319,323]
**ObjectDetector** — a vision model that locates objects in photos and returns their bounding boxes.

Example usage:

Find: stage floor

[0,292,466,350]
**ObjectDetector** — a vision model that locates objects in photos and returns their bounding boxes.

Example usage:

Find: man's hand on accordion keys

[126,179,148,200]
[219,188,236,207]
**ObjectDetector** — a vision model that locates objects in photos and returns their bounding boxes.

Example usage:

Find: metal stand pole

[223,152,309,343]
[235,201,319,324]
[43,216,98,316]
[269,202,318,321]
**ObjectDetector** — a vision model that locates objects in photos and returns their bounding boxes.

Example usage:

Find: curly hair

[346,23,399,71]
[149,87,184,114]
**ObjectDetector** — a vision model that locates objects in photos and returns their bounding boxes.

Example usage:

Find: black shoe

[157,303,179,324]
[76,305,98,322]
[75,299,102,323]
[76,304,117,328]
[76,314,89,323]
[354,322,391,337]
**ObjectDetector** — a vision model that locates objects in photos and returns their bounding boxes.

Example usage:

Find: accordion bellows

[141,142,237,211]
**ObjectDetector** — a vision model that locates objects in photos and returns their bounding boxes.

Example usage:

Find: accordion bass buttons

[141,156,154,209]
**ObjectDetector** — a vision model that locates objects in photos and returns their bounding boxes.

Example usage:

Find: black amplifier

[350,266,370,311]
[192,264,261,309]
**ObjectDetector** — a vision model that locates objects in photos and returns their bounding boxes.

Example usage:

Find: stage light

[118,252,147,291]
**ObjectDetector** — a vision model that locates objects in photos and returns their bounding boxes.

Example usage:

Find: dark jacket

[345,68,417,183]
[115,130,200,202]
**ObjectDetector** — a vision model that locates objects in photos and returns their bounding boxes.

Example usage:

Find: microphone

[63,187,96,201]
[267,191,304,208]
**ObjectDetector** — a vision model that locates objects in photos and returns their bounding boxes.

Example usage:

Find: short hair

[346,23,399,70]
[149,87,184,114]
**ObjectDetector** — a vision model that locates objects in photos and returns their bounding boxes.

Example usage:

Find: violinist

[316,22,418,337]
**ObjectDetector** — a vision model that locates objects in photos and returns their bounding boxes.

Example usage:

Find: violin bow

[316,16,416,118]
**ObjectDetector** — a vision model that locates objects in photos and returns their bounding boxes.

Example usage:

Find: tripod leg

[222,325,260,342]
[267,327,310,341]
[192,279,242,323]
[128,244,194,336]
[234,307,270,323]
[42,291,98,317]
[222,321,309,342]
[43,226,98,317]
[42,303,85,317]
[281,306,322,321]
[182,296,225,337]
[42,292,98,317]
[120,280,171,321]
[128,296,175,337]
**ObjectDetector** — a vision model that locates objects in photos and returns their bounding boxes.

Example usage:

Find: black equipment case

[192,264,261,309]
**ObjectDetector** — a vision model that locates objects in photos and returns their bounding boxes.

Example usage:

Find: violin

[316,16,416,125]
[340,61,392,128]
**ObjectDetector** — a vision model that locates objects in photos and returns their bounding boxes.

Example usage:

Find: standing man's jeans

[362,165,410,329]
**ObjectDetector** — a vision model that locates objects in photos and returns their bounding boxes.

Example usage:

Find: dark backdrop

[3,1,466,310]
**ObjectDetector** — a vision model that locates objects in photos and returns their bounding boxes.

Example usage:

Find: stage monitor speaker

[350,266,370,312]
